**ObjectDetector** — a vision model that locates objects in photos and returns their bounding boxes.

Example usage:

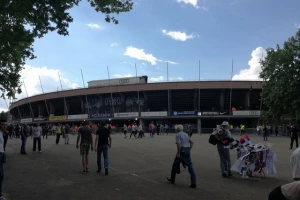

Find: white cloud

[149,76,164,82]
[113,74,133,78]
[110,43,119,47]
[232,47,266,80]
[176,0,208,10]
[294,23,300,28]
[162,30,196,41]
[86,23,101,29]
[169,77,184,81]
[166,60,179,65]
[124,46,158,65]
[1,65,79,112]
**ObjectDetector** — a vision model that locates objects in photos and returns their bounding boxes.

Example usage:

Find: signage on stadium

[114,112,139,118]
[170,111,198,116]
[33,118,47,122]
[232,110,261,116]
[21,118,33,123]
[68,114,88,120]
[201,111,220,116]
[49,115,67,121]
[119,79,130,84]
[89,113,112,118]
[141,111,168,117]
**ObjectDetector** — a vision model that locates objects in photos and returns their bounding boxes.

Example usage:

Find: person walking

[167,124,196,188]
[20,124,28,155]
[123,124,128,138]
[32,124,42,153]
[55,123,62,144]
[76,121,93,173]
[95,121,112,175]
[290,125,299,149]
[0,120,9,200]
[64,124,71,145]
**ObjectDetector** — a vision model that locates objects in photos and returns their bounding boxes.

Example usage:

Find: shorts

[80,142,90,155]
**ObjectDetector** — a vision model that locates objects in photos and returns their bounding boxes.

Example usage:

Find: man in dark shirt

[76,121,93,173]
[290,125,299,149]
[95,121,112,175]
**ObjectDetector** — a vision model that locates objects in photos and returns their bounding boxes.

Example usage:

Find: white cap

[221,121,229,126]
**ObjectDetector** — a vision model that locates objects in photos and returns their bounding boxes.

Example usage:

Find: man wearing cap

[213,121,233,178]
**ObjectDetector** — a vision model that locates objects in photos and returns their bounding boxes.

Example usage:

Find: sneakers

[166,177,175,184]
[105,168,109,175]
[189,184,197,189]
[39,151,42,153]
[97,169,101,173]
[228,171,233,177]
[222,173,228,178]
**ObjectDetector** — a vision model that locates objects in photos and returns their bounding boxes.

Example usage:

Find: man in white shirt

[32,124,42,153]
[130,124,137,138]
[268,147,300,200]
[123,124,128,138]
[0,120,9,200]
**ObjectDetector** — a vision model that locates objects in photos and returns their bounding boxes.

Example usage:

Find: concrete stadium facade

[9,80,263,132]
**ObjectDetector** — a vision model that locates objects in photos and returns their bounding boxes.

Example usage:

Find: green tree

[0,0,133,98]
[260,29,300,121]
[0,111,9,120]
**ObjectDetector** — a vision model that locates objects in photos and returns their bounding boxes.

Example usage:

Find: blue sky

[2,0,300,111]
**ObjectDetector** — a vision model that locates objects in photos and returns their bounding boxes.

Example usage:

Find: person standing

[95,121,112,175]
[167,125,196,188]
[32,124,42,153]
[55,123,62,144]
[64,124,71,145]
[20,124,28,155]
[149,122,153,137]
[123,124,128,138]
[290,125,299,149]
[0,120,9,200]
[263,125,268,141]
[76,121,93,173]
[213,121,233,178]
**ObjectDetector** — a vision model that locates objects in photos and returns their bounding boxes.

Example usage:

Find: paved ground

[3,133,295,200]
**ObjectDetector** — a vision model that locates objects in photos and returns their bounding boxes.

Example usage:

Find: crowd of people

[1,119,300,199]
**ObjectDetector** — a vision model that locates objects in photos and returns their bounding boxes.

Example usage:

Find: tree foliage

[0,0,133,98]
[0,111,9,121]
[260,29,300,121]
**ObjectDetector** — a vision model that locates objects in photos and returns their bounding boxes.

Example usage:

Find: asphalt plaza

[3,133,295,200]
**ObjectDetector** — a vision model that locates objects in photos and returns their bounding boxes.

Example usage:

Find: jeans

[65,134,69,144]
[149,130,153,137]
[217,147,231,174]
[0,153,4,197]
[290,137,299,148]
[21,136,27,153]
[33,137,41,151]
[97,145,109,170]
[170,147,196,185]
[56,134,61,144]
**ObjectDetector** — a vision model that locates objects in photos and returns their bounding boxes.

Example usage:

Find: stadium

[8,76,263,133]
